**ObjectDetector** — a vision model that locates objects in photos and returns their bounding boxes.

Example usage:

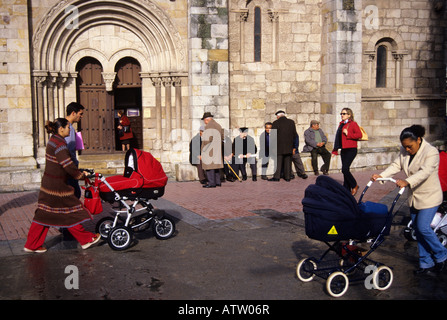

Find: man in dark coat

[232,127,258,181]
[269,110,297,181]
[189,126,207,184]
[259,122,273,180]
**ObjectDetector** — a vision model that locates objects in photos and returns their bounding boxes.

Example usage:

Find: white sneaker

[24,246,47,253]
[81,234,101,250]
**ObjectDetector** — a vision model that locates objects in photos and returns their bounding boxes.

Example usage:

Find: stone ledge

[175,146,402,182]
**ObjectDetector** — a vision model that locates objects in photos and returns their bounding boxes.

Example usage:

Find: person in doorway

[332,108,362,195]
[24,118,100,253]
[372,125,447,275]
[65,102,85,199]
[303,120,331,176]
[117,110,134,151]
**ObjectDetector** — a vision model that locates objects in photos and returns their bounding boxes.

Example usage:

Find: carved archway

[32,0,186,73]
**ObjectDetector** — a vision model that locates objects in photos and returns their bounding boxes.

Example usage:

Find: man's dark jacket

[272,116,297,155]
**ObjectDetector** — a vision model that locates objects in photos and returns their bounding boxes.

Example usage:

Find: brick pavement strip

[0,170,400,242]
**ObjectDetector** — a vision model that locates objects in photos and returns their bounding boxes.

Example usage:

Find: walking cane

[224,158,242,182]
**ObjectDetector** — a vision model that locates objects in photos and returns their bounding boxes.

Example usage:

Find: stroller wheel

[372,266,393,291]
[403,221,417,241]
[296,258,317,282]
[153,216,175,240]
[108,226,133,251]
[96,217,115,239]
[326,272,349,298]
[437,233,447,247]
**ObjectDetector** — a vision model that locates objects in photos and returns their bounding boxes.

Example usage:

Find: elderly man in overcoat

[269,110,297,181]
[200,112,224,188]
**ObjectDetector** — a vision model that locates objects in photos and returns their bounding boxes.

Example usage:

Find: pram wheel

[152,216,175,240]
[96,217,115,239]
[403,221,417,241]
[296,258,317,282]
[326,272,349,298]
[108,226,133,250]
[373,266,393,291]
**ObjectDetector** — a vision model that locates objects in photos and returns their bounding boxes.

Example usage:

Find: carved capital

[101,72,117,92]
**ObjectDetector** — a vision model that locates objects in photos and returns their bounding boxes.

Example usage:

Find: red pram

[83,149,174,251]
[99,148,168,203]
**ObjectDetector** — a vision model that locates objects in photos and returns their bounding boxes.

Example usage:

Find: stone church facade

[0,0,446,191]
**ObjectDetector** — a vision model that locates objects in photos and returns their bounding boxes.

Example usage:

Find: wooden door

[76,57,115,154]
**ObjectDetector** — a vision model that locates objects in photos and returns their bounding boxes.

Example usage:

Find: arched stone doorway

[30,0,188,171]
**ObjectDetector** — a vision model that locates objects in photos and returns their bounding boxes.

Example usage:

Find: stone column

[267,10,279,63]
[151,77,163,143]
[162,75,173,135]
[33,71,49,149]
[236,10,248,63]
[57,72,69,118]
[173,76,183,133]
[392,52,404,90]
[365,51,375,89]
[321,0,363,134]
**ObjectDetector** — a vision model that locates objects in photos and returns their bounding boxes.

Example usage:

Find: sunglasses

[340,112,348,115]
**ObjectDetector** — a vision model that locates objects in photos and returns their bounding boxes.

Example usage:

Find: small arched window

[254,6,261,62]
[376,45,387,88]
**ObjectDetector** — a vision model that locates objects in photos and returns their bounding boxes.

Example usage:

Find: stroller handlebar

[376,177,397,183]
[79,168,102,180]
[367,177,405,194]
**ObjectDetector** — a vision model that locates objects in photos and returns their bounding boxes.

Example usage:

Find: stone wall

[189,0,230,131]
[0,0,40,191]
[361,0,447,147]
[228,0,323,139]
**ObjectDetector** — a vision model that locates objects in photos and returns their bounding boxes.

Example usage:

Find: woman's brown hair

[45,118,69,134]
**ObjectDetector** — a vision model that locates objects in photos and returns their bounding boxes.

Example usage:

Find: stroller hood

[124,148,168,188]
[302,175,360,221]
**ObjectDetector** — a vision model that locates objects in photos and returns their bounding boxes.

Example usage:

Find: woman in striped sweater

[24,118,100,253]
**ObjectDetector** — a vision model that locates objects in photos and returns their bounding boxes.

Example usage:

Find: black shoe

[414,267,436,275]
[298,173,308,179]
[284,179,290,182]
[203,184,216,188]
[200,180,207,185]
[261,175,268,180]
[252,176,257,181]
[435,261,446,273]
[268,178,279,181]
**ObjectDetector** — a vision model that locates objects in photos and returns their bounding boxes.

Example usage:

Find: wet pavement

[0,170,447,304]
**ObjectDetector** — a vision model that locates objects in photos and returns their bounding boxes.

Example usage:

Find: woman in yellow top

[372,125,447,275]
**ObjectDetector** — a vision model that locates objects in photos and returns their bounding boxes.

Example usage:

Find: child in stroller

[83,148,175,250]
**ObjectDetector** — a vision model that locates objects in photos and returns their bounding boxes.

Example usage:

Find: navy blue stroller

[297,175,405,297]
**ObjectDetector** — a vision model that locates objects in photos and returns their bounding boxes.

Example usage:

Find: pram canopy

[99,149,168,202]
[302,175,390,242]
